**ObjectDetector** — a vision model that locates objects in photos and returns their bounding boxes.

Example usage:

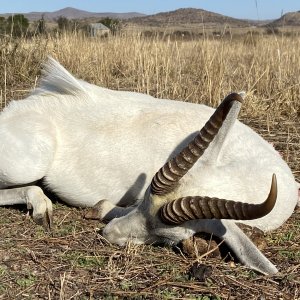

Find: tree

[37,14,46,35]
[6,14,29,37]
[0,17,6,35]
[98,17,121,35]
[265,26,280,35]
[57,16,69,32]
[56,16,79,33]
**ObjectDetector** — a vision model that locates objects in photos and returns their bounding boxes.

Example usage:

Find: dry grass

[0,33,299,299]
[1,33,300,119]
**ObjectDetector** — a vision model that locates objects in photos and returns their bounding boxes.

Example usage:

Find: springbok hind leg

[0,114,56,228]
[0,186,53,229]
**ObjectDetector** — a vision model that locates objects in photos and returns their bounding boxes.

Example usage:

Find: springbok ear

[159,174,277,225]
[217,220,278,275]
[150,93,244,196]
[196,219,278,274]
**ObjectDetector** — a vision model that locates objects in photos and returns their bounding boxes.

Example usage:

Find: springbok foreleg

[85,199,137,222]
[0,186,53,229]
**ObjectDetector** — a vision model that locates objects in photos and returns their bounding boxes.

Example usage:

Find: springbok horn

[150,93,243,195]
[159,174,277,225]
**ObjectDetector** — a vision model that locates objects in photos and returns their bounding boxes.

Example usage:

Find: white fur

[0,58,298,274]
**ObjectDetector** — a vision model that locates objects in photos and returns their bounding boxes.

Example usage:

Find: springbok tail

[32,57,87,97]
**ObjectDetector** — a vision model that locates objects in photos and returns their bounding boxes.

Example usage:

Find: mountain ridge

[0,7,297,28]
[267,11,300,27]
[127,8,257,27]
[0,7,145,21]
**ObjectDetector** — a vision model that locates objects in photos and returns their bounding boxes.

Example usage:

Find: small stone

[3,255,10,262]
[188,263,213,281]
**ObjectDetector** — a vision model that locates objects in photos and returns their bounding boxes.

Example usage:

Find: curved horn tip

[263,173,277,214]
[226,92,244,103]
[271,173,277,184]
[270,173,277,192]
[270,173,277,200]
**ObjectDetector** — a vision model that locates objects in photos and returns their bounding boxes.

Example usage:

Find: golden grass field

[0,33,299,299]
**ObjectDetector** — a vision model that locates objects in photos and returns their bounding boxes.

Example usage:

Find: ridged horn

[150,93,243,195]
[160,174,277,225]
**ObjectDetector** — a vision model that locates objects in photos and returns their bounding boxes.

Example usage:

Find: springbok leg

[85,199,137,222]
[0,186,53,229]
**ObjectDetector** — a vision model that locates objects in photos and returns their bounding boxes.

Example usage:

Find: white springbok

[0,58,298,275]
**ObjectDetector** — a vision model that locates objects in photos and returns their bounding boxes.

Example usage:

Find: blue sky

[0,0,298,20]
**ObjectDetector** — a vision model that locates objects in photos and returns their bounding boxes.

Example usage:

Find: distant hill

[1,6,291,29]
[127,8,256,27]
[267,11,300,27]
[0,7,145,21]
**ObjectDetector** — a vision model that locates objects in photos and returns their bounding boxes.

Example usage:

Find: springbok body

[0,58,298,275]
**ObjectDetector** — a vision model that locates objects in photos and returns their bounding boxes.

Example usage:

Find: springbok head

[102,93,277,263]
